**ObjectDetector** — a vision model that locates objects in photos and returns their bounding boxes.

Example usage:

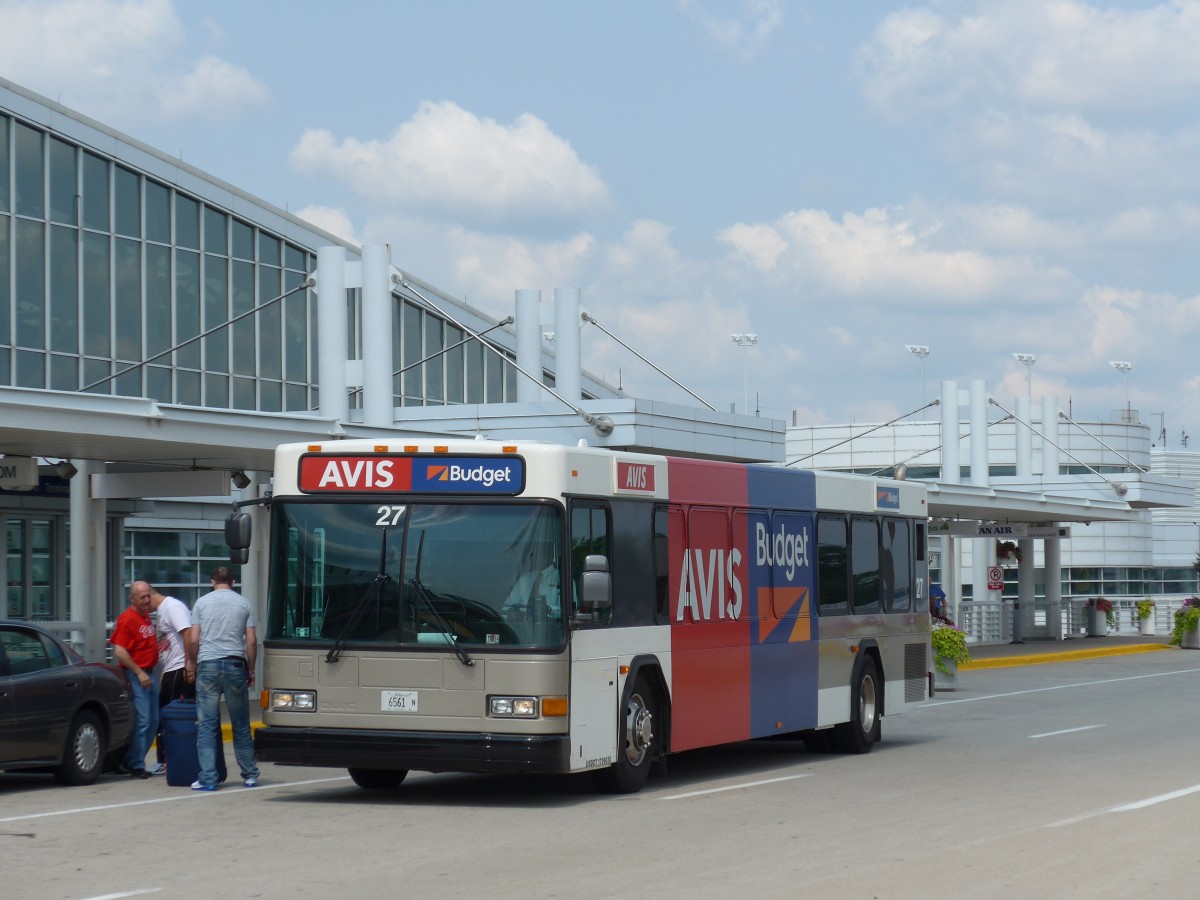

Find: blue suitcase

[160,700,227,786]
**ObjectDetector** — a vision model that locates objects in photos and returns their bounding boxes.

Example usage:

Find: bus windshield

[266,500,565,650]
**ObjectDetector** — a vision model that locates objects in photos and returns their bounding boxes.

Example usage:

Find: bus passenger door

[567,502,618,771]
[569,653,617,772]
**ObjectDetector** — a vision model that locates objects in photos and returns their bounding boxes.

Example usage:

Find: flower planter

[1087,608,1108,637]
[933,659,958,691]
[1139,615,1155,636]
[1182,626,1200,650]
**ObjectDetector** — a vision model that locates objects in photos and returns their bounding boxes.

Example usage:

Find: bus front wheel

[833,656,881,754]
[592,675,656,794]
[348,767,408,789]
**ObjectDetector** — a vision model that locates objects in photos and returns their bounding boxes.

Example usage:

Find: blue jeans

[195,658,259,786]
[123,669,159,771]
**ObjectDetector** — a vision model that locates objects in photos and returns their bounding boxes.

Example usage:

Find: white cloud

[854,2,1200,216]
[857,1,1200,120]
[676,0,785,60]
[156,56,269,121]
[0,0,269,123]
[290,101,611,231]
[294,206,360,246]
[718,206,1007,301]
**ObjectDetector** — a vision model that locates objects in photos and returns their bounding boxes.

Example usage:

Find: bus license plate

[381,690,418,712]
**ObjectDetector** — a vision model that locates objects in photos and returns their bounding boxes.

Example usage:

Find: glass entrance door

[5,516,62,619]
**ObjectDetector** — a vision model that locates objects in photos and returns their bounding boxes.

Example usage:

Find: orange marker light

[502,445,518,453]
[404,445,418,452]
[374,445,387,452]
[541,697,569,717]
[434,445,448,453]
[619,665,630,675]
[260,690,269,709]
[307,444,321,452]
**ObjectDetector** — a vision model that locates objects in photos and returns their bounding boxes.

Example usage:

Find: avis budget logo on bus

[298,454,525,494]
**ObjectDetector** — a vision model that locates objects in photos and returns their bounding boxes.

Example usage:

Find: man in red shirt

[110,581,159,778]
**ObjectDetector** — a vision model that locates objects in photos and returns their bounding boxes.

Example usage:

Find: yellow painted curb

[961,642,1172,670]
[220,721,265,742]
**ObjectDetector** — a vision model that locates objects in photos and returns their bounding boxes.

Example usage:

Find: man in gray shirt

[185,566,260,790]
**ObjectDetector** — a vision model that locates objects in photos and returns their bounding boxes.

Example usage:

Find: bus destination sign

[298,455,525,495]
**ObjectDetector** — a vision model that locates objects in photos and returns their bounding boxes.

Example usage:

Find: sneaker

[191,780,217,792]
[114,763,133,776]
[243,777,258,788]
[150,763,166,776]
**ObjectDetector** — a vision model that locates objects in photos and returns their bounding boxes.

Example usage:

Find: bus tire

[348,767,408,789]
[833,656,881,754]
[591,675,656,794]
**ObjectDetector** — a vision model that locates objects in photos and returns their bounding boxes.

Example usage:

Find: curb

[961,642,1172,670]
[220,721,265,743]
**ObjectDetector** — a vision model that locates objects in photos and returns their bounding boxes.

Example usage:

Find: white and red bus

[245,438,931,793]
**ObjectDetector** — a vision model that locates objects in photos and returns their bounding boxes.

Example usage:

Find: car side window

[0,628,57,675]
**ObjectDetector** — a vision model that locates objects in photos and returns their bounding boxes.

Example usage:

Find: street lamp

[1012,353,1036,403]
[905,344,930,406]
[1109,360,1132,411]
[731,333,758,413]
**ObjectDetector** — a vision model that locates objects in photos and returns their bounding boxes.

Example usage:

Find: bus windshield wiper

[409,530,474,667]
[326,528,391,664]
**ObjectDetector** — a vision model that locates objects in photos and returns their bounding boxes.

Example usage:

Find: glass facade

[122,529,231,609]
[1,110,528,411]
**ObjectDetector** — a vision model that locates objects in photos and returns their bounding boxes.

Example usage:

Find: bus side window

[851,516,881,613]
[817,514,849,616]
[570,503,611,626]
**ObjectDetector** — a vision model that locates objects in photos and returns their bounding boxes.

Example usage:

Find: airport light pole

[731,333,757,413]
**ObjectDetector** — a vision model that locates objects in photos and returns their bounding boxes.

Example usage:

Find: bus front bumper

[254,725,571,775]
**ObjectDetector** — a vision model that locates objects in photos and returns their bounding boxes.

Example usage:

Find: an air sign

[298,455,525,495]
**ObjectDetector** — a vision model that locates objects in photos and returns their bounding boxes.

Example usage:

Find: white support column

[1016,396,1033,476]
[1016,538,1034,641]
[1042,395,1060,476]
[553,287,582,403]
[361,244,394,427]
[940,380,960,484]
[70,459,108,661]
[968,380,992,609]
[516,289,543,402]
[939,380,961,617]
[1045,536,1064,638]
[317,246,349,423]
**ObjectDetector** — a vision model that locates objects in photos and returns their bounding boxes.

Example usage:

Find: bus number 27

[375,505,406,526]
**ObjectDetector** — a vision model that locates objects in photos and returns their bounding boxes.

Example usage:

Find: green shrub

[931,624,971,674]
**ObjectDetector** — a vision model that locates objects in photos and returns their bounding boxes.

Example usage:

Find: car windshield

[266,500,565,650]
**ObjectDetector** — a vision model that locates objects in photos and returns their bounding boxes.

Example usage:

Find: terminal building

[3,76,1196,659]
[787,382,1200,640]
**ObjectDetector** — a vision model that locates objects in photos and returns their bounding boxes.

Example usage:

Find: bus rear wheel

[348,767,408,789]
[833,656,881,754]
[592,675,656,794]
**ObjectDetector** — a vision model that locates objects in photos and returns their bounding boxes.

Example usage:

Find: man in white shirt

[150,587,194,775]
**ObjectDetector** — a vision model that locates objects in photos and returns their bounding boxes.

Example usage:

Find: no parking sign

[987,566,1004,591]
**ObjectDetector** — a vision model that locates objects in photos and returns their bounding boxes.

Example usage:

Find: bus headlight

[489,696,538,718]
[272,690,316,711]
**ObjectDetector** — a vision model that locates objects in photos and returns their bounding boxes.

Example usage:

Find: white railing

[957,597,1186,645]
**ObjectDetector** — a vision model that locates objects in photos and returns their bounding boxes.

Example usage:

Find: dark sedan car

[0,620,133,785]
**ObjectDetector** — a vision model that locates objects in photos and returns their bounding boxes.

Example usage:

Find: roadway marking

[1111,783,1200,812]
[1030,724,1106,739]
[925,667,1200,706]
[0,775,351,823]
[1045,783,1200,828]
[80,891,163,900]
[660,774,811,801]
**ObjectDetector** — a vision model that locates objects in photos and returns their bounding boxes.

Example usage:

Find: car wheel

[591,675,657,794]
[348,767,408,789]
[54,711,105,786]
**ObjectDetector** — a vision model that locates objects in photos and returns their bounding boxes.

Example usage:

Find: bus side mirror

[226,512,252,565]
[579,555,611,611]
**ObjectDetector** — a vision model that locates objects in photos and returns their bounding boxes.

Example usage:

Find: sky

[3,0,1199,443]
